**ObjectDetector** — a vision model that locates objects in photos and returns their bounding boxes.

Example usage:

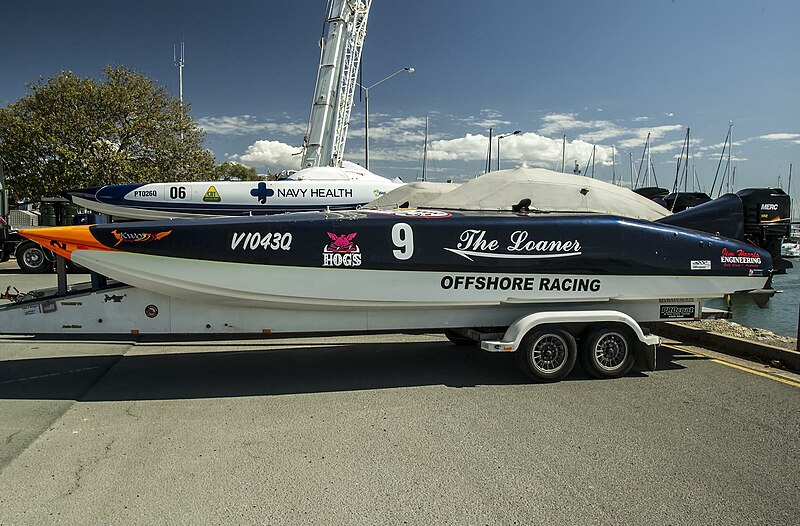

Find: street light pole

[361,66,414,170]
[496,130,521,171]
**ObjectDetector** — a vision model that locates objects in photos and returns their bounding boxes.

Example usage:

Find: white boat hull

[71,250,767,310]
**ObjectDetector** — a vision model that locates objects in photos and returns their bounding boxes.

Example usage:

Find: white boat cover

[366,182,459,209]
[425,167,670,220]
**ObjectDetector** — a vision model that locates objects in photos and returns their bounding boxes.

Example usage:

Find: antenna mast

[174,39,185,103]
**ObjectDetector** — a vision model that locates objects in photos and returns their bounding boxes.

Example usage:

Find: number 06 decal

[391,223,414,260]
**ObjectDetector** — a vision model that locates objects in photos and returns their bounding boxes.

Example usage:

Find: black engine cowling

[656,188,792,273]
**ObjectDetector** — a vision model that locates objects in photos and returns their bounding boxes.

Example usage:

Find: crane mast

[301,0,371,169]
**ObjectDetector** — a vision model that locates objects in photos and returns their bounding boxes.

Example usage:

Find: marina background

[707,265,799,337]
[1,0,798,188]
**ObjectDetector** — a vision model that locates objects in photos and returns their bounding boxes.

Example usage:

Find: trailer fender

[480,310,660,363]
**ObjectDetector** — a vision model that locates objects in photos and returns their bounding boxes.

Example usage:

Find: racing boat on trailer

[3,168,780,382]
[18,168,775,312]
[62,162,403,220]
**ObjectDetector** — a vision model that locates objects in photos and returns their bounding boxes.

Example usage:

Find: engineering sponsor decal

[659,298,694,303]
[111,230,172,247]
[721,247,762,268]
[691,260,711,270]
[444,229,582,261]
[440,275,601,292]
[659,305,696,319]
[204,186,221,202]
[323,232,362,267]
[363,209,452,218]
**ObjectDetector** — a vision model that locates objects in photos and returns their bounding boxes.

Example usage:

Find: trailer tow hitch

[1,286,21,302]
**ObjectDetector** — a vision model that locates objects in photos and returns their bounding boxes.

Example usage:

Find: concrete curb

[644,322,800,371]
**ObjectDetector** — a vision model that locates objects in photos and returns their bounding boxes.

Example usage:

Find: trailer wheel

[515,328,577,382]
[444,329,476,346]
[580,326,635,379]
[16,242,52,274]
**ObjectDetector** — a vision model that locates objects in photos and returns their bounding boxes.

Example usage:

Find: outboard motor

[663,192,712,212]
[656,188,792,273]
[737,188,792,273]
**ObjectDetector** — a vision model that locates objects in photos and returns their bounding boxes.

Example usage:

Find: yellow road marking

[664,343,800,388]
[707,359,800,388]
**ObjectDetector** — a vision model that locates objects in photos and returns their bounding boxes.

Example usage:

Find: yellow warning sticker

[203,186,221,202]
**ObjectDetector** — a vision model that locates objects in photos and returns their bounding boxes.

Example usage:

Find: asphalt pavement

[0,264,798,525]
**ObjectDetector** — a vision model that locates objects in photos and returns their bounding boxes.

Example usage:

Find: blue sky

[1,0,799,195]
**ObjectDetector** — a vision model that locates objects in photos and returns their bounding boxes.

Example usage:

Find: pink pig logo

[326,232,358,253]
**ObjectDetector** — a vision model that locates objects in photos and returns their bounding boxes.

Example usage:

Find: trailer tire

[580,325,635,379]
[515,328,577,382]
[444,329,476,346]
[16,242,51,274]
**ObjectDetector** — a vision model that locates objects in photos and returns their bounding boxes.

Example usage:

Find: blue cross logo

[250,182,275,204]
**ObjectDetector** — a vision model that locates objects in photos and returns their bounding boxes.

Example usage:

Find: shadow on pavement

[0,340,687,401]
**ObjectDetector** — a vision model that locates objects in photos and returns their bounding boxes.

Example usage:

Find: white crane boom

[301,0,371,169]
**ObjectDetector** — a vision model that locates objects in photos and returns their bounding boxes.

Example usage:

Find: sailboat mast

[611,145,616,184]
[422,115,428,182]
[727,121,733,193]
[646,135,652,187]
[485,127,493,174]
[561,134,566,173]
[629,152,634,189]
[685,127,690,192]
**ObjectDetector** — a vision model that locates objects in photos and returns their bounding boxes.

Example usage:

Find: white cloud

[632,116,650,122]
[426,132,612,170]
[616,125,684,149]
[230,140,302,170]
[538,113,684,152]
[427,133,488,161]
[454,109,512,129]
[538,113,602,135]
[198,115,306,136]
[756,133,800,141]
[665,112,675,117]
[348,115,429,143]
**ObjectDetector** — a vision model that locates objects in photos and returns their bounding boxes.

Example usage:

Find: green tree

[0,66,216,201]
[214,161,261,181]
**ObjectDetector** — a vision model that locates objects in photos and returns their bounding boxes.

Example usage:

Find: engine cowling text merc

[440,275,601,292]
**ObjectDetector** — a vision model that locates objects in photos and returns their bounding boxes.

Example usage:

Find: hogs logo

[111,230,172,247]
[323,232,361,267]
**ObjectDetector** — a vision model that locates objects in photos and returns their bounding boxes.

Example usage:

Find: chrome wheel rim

[593,332,628,371]
[23,248,43,268]
[530,334,569,374]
